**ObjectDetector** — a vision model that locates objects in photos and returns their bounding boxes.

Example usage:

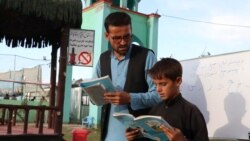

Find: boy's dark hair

[104,12,131,32]
[148,58,182,81]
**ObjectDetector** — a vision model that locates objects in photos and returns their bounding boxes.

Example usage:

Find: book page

[135,115,173,130]
[113,113,135,127]
[80,75,115,91]
[134,116,171,141]
[83,83,107,106]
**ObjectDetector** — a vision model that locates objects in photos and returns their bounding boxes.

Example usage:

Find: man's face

[153,77,182,100]
[105,25,132,57]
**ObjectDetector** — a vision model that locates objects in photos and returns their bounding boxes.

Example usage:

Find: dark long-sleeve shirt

[149,94,209,141]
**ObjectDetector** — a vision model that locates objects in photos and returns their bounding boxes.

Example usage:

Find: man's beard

[116,46,129,55]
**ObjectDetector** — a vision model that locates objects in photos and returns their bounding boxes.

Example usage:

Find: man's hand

[104,91,131,105]
[160,125,188,141]
[125,128,140,141]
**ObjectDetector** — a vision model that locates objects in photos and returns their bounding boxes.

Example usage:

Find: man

[4,93,10,99]
[125,58,209,141]
[94,12,161,141]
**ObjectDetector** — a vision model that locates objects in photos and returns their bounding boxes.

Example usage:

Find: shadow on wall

[214,92,250,139]
[181,59,210,124]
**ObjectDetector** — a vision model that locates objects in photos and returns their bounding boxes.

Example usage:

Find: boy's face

[153,77,182,100]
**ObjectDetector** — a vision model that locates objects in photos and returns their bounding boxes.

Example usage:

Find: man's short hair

[104,12,131,32]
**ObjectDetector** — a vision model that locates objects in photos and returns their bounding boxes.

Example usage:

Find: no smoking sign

[78,51,92,65]
[68,29,95,66]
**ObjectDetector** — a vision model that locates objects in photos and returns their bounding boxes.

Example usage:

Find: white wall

[180,51,250,139]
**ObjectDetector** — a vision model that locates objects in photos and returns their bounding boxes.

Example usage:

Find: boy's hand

[104,91,131,105]
[125,127,140,141]
[160,125,188,141]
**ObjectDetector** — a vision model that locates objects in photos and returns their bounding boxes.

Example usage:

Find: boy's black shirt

[149,94,209,141]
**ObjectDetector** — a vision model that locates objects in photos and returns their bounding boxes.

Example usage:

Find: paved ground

[0,123,54,135]
[0,123,97,141]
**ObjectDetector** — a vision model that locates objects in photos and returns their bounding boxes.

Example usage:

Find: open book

[113,113,173,141]
[80,75,115,106]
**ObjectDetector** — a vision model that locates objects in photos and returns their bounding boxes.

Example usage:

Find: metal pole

[12,55,16,94]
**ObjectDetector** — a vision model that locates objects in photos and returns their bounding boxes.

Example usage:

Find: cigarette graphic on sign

[78,51,92,65]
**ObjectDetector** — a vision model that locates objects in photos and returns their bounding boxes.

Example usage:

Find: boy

[125,58,209,141]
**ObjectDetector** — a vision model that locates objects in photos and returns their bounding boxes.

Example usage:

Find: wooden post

[12,108,17,126]
[38,109,45,134]
[48,46,58,128]
[1,108,6,125]
[54,27,69,134]
[23,108,29,134]
[7,108,13,134]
